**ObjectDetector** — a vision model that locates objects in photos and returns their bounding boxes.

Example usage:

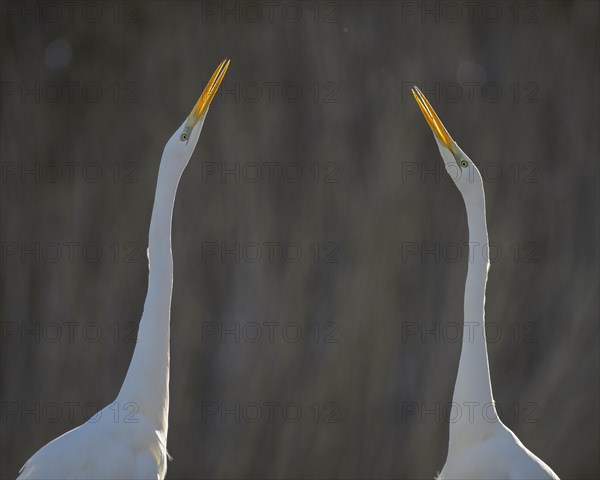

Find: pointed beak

[188,58,230,125]
[411,86,455,151]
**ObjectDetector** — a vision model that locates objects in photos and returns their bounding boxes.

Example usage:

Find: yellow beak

[411,86,454,150]
[190,58,230,120]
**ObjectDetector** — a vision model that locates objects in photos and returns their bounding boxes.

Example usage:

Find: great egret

[17,58,230,480]
[411,87,560,480]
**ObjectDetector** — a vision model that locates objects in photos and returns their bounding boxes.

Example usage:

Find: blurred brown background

[1,1,598,478]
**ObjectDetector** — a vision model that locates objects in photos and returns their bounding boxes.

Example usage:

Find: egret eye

[180,133,188,142]
[460,159,468,168]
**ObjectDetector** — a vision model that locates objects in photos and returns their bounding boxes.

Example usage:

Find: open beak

[188,58,230,125]
[411,86,455,151]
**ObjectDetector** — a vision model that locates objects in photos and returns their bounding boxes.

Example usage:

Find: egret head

[412,86,483,198]
[163,58,230,167]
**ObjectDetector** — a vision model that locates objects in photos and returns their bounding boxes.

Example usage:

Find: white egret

[411,87,559,480]
[17,58,230,480]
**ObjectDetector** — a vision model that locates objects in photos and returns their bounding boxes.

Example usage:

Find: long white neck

[450,182,499,432]
[116,155,185,435]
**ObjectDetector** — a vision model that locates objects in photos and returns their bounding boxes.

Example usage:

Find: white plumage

[412,86,560,480]
[18,59,230,480]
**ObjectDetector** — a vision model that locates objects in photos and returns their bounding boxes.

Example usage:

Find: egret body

[18,59,230,480]
[412,87,559,480]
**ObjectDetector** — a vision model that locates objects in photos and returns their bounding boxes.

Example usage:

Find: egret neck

[116,157,183,434]
[452,182,499,428]
[116,58,230,435]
